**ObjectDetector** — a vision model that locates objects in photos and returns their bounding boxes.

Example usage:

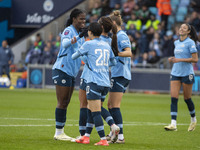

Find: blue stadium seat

[171,5,177,12]
[179,0,190,7]
[170,0,179,7]
[149,7,157,16]
[177,6,188,15]
[29,54,40,64]
[168,16,175,29]
[176,14,185,22]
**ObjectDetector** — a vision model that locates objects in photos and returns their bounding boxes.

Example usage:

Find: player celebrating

[72,22,116,146]
[107,10,132,144]
[52,8,86,141]
[73,16,120,143]
[164,23,199,131]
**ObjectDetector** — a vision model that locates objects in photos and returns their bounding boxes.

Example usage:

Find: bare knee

[57,99,70,109]
[80,99,87,108]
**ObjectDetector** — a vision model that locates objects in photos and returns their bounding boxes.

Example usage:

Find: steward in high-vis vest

[156,0,172,31]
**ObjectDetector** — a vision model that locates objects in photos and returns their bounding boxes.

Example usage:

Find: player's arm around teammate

[75,16,121,142]
[72,22,117,146]
[106,10,132,144]
[164,23,199,132]
[52,9,86,141]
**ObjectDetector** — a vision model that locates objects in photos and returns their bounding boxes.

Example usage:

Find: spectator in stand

[109,0,121,9]
[141,27,154,66]
[145,14,160,31]
[126,24,136,37]
[135,31,147,64]
[149,32,162,57]
[55,35,61,49]
[0,40,14,80]
[157,23,165,39]
[112,3,121,12]
[126,12,142,31]
[51,35,61,64]
[90,1,102,17]
[156,0,172,31]
[34,33,45,52]
[173,25,181,41]
[133,4,140,17]
[101,0,112,16]
[48,32,56,46]
[147,50,160,64]
[160,30,174,69]
[189,11,200,33]
[190,0,200,13]
[128,34,137,67]
[40,41,54,64]
[138,5,151,26]
[122,0,135,16]
[89,14,99,24]
[148,30,162,65]
[27,44,42,64]
[136,0,145,8]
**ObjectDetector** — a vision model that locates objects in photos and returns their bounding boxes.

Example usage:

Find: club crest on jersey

[64,30,69,35]
[181,44,185,47]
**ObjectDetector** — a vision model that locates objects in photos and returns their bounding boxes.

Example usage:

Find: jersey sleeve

[118,34,131,50]
[189,40,197,53]
[78,42,89,55]
[110,48,115,59]
[62,28,73,39]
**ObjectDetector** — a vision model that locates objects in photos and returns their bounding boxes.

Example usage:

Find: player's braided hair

[99,16,119,56]
[66,9,85,27]
[109,10,123,26]
[186,24,200,43]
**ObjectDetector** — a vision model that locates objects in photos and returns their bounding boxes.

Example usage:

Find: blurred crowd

[25,33,60,65]
[25,0,200,70]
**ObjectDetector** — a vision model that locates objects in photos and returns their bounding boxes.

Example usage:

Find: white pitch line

[0,117,77,121]
[0,117,192,126]
[0,123,190,127]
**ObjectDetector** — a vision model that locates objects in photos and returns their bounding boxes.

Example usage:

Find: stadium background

[0,0,200,93]
[0,1,200,149]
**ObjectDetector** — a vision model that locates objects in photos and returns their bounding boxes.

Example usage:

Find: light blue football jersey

[100,35,112,45]
[78,38,115,87]
[80,35,112,81]
[52,25,85,77]
[171,37,197,76]
[111,30,131,80]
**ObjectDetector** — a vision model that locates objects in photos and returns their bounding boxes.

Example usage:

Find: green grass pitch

[0,88,199,150]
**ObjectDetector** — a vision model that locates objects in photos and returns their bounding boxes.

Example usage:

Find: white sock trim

[171,119,177,127]
[191,116,197,122]
[55,128,64,136]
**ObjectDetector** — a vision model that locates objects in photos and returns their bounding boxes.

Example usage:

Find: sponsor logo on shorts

[189,74,193,81]
[80,79,83,86]
[86,86,90,94]
[110,79,114,88]
[54,80,57,84]
[62,79,66,84]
